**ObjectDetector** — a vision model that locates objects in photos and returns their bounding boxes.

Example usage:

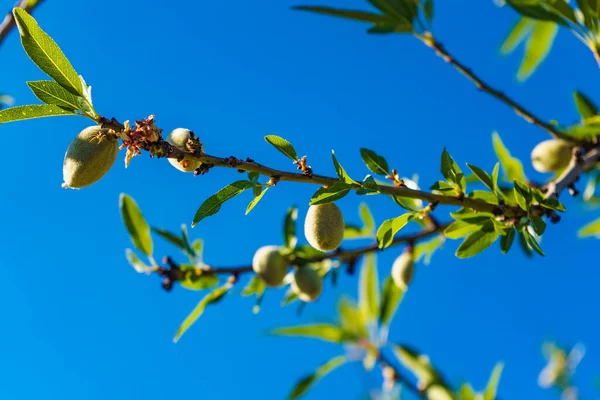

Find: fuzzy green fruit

[531,139,572,173]
[252,245,288,287]
[304,203,344,252]
[166,128,203,172]
[391,251,414,290]
[62,126,119,189]
[291,267,322,302]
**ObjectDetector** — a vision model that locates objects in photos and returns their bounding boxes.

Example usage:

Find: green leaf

[173,283,231,343]
[13,8,83,96]
[578,217,600,238]
[180,225,196,261]
[359,203,376,235]
[241,275,266,296]
[357,175,380,195]
[284,207,299,249]
[444,220,481,239]
[26,80,94,116]
[513,180,532,210]
[152,227,185,252]
[292,5,393,24]
[0,104,76,123]
[457,384,477,400]
[467,163,494,191]
[380,276,404,326]
[491,162,501,197]
[574,91,598,120]
[192,181,252,226]
[500,228,516,254]
[288,355,348,400]
[505,0,567,24]
[332,150,358,184]
[376,214,413,249]
[521,226,544,256]
[310,183,351,205]
[423,0,434,23]
[246,187,269,215]
[518,229,534,257]
[392,344,440,387]
[483,362,504,400]
[180,267,219,291]
[541,197,566,212]
[120,194,153,257]
[359,253,380,324]
[265,135,298,161]
[456,226,499,259]
[125,249,149,273]
[430,180,456,193]
[192,239,203,258]
[270,324,352,343]
[492,132,527,183]
[517,20,558,81]
[337,297,367,338]
[441,147,466,191]
[343,224,365,239]
[414,234,444,265]
[369,0,417,21]
[360,148,389,175]
[500,17,532,54]
[530,215,546,235]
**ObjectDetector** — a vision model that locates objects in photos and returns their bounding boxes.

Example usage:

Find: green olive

[304,203,345,252]
[252,245,288,287]
[531,139,572,173]
[62,126,119,189]
[291,267,322,302]
[166,128,203,172]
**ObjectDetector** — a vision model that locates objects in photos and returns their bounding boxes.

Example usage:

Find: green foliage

[344,203,376,239]
[288,356,348,400]
[492,132,527,183]
[270,324,354,343]
[578,217,600,238]
[192,181,253,226]
[359,253,380,324]
[376,213,414,248]
[173,282,232,342]
[379,276,404,326]
[0,104,76,123]
[331,150,358,185]
[265,135,298,161]
[310,183,352,205]
[120,193,153,257]
[360,148,390,176]
[125,248,150,273]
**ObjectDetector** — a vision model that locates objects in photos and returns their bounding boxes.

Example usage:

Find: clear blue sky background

[1,1,599,399]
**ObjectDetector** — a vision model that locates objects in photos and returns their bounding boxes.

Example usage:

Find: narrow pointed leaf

[173,283,231,342]
[522,227,544,256]
[13,8,83,96]
[359,253,380,324]
[310,183,351,205]
[270,324,352,343]
[292,5,393,24]
[517,20,558,81]
[192,181,252,226]
[574,91,598,120]
[27,80,92,115]
[246,187,269,214]
[492,132,527,182]
[120,194,153,256]
[456,227,499,259]
[376,214,413,249]
[483,362,504,400]
[360,148,389,175]
[501,17,531,54]
[288,355,348,400]
[467,163,494,191]
[284,207,298,249]
[125,249,149,273]
[380,276,404,326]
[0,104,76,123]
[152,227,185,251]
[265,135,298,161]
[578,217,600,238]
[359,203,375,235]
[332,150,358,184]
[500,228,516,254]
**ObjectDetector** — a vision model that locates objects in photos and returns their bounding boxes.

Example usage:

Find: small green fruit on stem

[304,203,345,252]
[531,139,572,173]
[391,250,415,290]
[166,128,203,172]
[252,245,288,287]
[62,126,119,189]
[291,266,322,302]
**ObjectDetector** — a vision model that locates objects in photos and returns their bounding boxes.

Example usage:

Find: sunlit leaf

[310,183,351,205]
[265,135,298,161]
[492,132,527,183]
[246,187,269,214]
[288,355,348,400]
[284,207,298,249]
[359,253,380,324]
[0,104,76,123]
[192,181,252,226]
[578,217,600,238]
[380,276,404,326]
[270,324,353,343]
[360,148,389,175]
[483,362,504,400]
[120,193,153,257]
[125,249,149,273]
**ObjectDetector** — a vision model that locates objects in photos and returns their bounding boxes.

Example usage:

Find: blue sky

[1,0,599,399]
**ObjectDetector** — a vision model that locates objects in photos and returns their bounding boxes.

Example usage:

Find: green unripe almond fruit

[252,245,288,287]
[166,128,203,172]
[304,203,345,252]
[62,126,119,189]
[531,139,572,173]
[291,267,322,302]
[391,251,414,290]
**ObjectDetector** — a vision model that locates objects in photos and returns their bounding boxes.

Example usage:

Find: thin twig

[0,0,45,48]
[378,351,424,399]
[544,147,600,198]
[419,34,570,142]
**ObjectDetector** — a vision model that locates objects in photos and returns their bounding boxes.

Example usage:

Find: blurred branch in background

[0,0,44,48]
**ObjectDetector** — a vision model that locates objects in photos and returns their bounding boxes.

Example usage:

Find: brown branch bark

[0,0,44,48]
[419,34,571,142]
[544,147,600,198]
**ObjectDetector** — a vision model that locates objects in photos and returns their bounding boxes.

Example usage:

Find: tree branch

[419,34,571,142]
[154,222,449,293]
[0,0,45,48]
[100,116,527,219]
[544,147,600,198]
